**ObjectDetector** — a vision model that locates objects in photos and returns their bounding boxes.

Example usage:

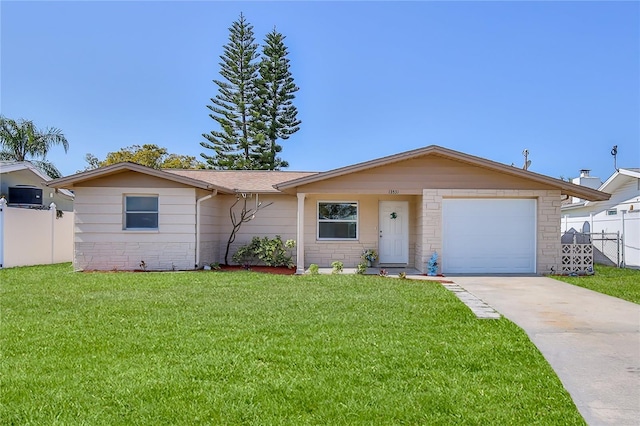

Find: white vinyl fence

[0,198,74,268]
[562,211,640,269]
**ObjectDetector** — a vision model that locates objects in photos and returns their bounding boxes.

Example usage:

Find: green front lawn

[553,265,640,304]
[1,264,583,424]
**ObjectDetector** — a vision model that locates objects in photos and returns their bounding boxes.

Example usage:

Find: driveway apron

[451,276,640,426]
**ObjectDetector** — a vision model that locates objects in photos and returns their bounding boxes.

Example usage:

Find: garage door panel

[442,199,536,273]
[447,256,533,273]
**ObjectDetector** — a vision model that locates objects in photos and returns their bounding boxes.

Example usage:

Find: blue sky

[2,1,638,182]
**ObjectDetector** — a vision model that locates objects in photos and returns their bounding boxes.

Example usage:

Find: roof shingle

[164,170,318,193]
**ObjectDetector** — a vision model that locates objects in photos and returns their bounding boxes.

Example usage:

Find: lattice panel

[561,244,593,274]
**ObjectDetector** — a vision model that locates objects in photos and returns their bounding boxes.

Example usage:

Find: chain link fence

[561,230,622,268]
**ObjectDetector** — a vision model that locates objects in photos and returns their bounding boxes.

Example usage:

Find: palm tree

[0,116,69,178]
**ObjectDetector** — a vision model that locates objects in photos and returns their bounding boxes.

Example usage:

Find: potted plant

[361,249,378,267]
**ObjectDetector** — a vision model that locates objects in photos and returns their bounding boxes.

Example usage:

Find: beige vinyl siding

[73,186,197,271]
[73,171,193,188]
[213,194,298,265]
[198,194,220,267]
[296,156,551,194]
[301,194,417,268]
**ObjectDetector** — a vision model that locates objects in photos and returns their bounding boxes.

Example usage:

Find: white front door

[379,201,409,264]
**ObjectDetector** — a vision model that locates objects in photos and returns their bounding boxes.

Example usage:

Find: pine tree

[201,13,260,169]
[252,28,301,170]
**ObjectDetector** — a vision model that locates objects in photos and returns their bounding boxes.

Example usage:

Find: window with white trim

[124,195,158,229]
[318,202,358,239]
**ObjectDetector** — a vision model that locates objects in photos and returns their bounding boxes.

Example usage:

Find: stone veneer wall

[304,242,371,269]
[419,189,562,274]
[75,242,196,271]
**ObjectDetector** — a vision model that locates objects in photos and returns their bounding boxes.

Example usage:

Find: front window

[318,202,358,239]
[125,195,158,229]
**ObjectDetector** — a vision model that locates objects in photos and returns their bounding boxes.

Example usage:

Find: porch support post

[296,193,306,274]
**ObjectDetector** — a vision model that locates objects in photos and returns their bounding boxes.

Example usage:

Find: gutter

[195,190,217,268]
[560,201,587,211]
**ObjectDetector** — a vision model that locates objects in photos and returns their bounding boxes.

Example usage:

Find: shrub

[308,264,320,275]
[356,262,367,275]
[331,261,344,274]
[232,236,296,268]
[232,238,261,268]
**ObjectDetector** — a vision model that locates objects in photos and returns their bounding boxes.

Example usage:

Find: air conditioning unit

[8,186,43,206]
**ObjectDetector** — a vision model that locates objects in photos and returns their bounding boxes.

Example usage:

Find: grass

[1,264,583,425]
[553,265,640,304]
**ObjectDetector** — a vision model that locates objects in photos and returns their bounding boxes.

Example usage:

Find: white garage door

[442,199,536,274]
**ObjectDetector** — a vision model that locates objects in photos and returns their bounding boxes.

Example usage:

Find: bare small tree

[224,193,272,265]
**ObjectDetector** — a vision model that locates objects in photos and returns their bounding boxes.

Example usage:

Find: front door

[379,201,409,264]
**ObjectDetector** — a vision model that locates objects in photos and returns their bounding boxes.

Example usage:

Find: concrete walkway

[451,276,640,426]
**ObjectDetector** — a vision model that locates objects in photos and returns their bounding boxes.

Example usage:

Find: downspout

[296,193,306,274]
[195,190,217,269]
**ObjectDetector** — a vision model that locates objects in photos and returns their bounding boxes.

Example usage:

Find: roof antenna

[611,145,618,171]
[522,149,531,170]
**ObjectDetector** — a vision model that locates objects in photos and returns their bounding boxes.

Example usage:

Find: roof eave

[619,168,640,179]
[46,162,228,193]
[1,161,52,181]
[557,182,610,202]
[232,189,284,195]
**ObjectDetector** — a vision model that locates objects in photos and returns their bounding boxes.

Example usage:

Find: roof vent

[579,169,590,177]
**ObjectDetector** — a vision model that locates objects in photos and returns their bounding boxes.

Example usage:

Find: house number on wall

[388,189,399,195]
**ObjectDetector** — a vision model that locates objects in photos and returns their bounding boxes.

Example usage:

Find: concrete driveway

[451,276,640,426]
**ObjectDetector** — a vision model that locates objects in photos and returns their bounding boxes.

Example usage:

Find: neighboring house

[0,161,75,268]
[0,161,74,211]
[561,168,640,268]
[47,145,608,274]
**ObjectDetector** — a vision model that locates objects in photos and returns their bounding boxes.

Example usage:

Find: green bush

[308,264,320,275]
[331,261,344,274]
[356,262,367,275]
[232,236,296,268]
